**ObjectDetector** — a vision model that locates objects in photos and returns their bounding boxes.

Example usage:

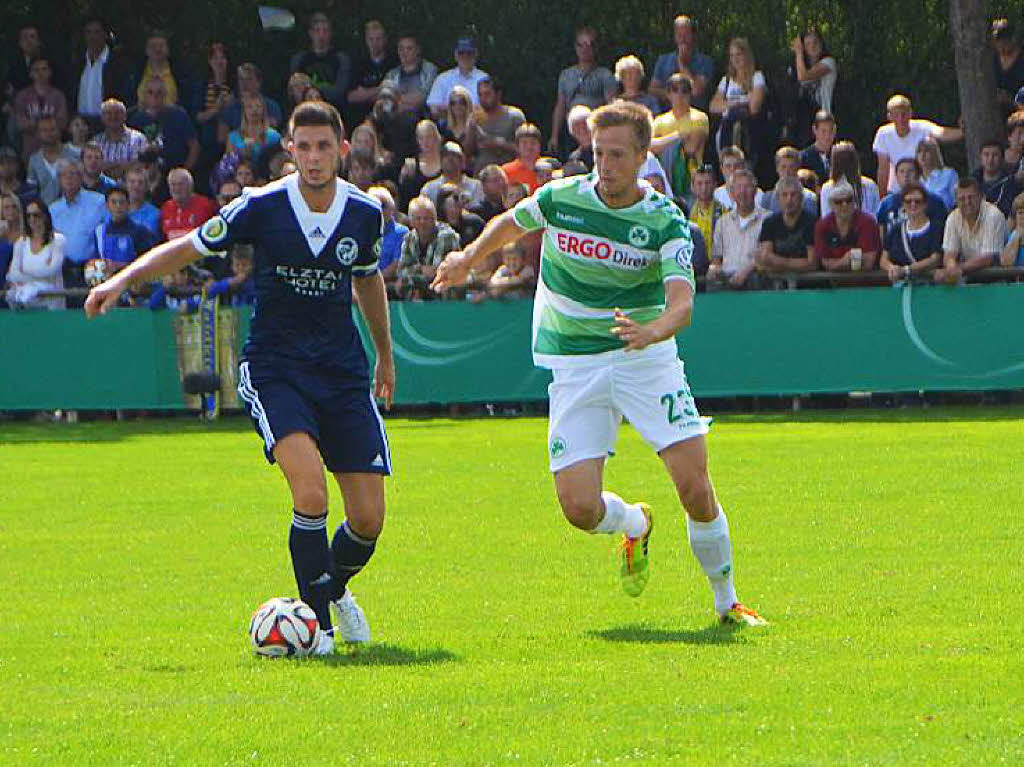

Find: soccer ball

[83,259,108,287]
[249,597,322,657]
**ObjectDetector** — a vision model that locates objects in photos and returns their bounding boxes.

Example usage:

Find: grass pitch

[2,409,1023,766]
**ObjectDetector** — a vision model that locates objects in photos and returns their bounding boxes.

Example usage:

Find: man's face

[83,148,104,175]
[288,125,342,189]
[125,171,146,200]
[217,182,242,205]
[957,187,981,220]
[478,81,498,110]
[143,81,166,111]
[365,26,387,55]
[779,186,801,216]
[18,28,40,56]
[693,172,715,202]
[59,165,82,196]
[721,156,742,179]
[732,175,755,210]
[455,48,477,70]
[168,173,192,203]
[575,33,596,65]
[29,60,51,87]
[673,21,694,50]
[310,19,331,50]
[85,22,106,51]
[146,36,169,63]
[441,153,463,178]
[517,137,541,165]
[980,146,1003,174]
[443,194,463,222]
[410,205,436,238]
[107,191,129,220]
[889,106,912,133]
[569,116,591,145]
[37,119,58,147]
[482,174,506,202]
[593,124,645,201]
[895,161,920,190]
[397,38,420,69]
[101,104,125,131]
[668,83,691,110]
[813,119,836,148]
[776,156,799,178]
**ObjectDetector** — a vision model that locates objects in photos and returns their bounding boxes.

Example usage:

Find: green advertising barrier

[2,282,1023,410]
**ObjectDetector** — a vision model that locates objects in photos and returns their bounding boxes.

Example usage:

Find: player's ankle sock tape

[292,510,328,531]
[331,521,377,596]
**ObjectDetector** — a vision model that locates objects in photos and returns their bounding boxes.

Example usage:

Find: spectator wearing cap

[94,99,148,178]
[464,76,524,173]
[421,141,483,209]
[80,142,118,195]
[427,37,489,120]
[159,168,216,242]
[880,181,943,283]
[757,176,818,275]
[14,56,68,161]
[469,164,508,222]
[708,167,770,289]
[347,21,398,128]
[649,15,714,110]
[971,139,1022,217]
[800,110,836,181]
[549,26,617,158]
[0,147,40,207]
[761,146,819,216]
[872,94,962,196]
[128,78,199,171]
[27,116,77,205]
[614,55,660,113]
[502,123,543,193]
[289,12,352,112]
[937,177,1006,283]
[992,18,1024,113]
[381,34,439,119]
[49,158,107,284]
[814,179,881,272]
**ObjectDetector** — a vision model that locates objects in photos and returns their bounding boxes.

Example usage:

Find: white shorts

[546,355,709,472]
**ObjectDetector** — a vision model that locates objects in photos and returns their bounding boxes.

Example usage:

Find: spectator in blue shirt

[368,185,407,294]
[875,157,947,242]
[95,186,153,271]
[127,77,199,171]
[49,158,106,288]
[1000,192,1024,267]
[649,16,715,111]
[108,163,160,236]
[205,243,255,306]
[81,142,118,195]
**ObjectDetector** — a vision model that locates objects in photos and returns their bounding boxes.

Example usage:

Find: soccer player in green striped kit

[433,101,766,626]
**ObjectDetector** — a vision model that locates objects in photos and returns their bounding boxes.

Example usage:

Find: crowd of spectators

[3,13,1024,313]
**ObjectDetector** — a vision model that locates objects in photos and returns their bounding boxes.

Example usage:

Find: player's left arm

[352,270,395,409]
[612,279,693,351]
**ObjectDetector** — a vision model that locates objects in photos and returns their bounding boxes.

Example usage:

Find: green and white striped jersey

[512,173,695,368]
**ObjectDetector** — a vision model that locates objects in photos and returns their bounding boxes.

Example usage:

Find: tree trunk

[950,0,1002,171]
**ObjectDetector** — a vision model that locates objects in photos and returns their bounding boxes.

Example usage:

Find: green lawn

[2,410,1023,766]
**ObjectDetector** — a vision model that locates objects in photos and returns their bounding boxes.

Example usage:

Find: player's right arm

[84,236,203,318]
[430,210,526,291]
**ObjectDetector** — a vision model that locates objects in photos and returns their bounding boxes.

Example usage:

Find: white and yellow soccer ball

[248,597,322,657]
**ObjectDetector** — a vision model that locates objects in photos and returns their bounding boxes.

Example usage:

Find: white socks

[593,491,648,538]
[686,506,739,614]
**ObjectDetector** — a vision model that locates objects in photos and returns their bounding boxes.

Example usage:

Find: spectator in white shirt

[937,177,1006,284]
[872,94,962,195]
[6,198,66,309]
[427,37,489,120]
[708,167,770,289]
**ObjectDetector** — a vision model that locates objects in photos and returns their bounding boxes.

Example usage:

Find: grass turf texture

[2,409,1022,766]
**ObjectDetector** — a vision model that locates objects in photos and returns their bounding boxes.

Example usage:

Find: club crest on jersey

[335,237,359,265]
[627,225,651,248]
[675,243,693,270]
[550,436,567,459]
[201,216,228,244]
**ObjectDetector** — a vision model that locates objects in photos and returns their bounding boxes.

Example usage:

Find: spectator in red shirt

[814,179,881,271]
[501,123,543,192]
[159,167,215,241]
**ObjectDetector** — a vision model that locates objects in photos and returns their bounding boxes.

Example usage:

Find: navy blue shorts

[237,360,391,475]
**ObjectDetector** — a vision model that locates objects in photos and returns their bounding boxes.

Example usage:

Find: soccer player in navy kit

[85,102,394,654]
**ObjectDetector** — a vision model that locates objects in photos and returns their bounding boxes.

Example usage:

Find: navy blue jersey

[191,174,382,376]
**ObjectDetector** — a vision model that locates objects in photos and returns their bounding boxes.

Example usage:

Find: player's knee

[557,487,601,531]
[676,471,715,521]
[347,504,385,539]
[292,483,329,516]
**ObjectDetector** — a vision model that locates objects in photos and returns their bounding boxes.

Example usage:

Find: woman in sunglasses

[5,197,65,309]
[880,181,943,282]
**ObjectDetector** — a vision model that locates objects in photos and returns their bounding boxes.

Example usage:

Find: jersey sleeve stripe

[190,228,220,257]
[352,260,379,274]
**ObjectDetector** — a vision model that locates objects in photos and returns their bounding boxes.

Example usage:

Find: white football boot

[312,629,335,656]
[331,590,370,643]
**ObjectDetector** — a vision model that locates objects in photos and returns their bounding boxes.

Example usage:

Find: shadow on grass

[588,624,747,646]
[316,643,460,667]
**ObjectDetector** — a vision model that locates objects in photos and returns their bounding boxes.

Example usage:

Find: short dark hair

[901,181,927,201]
[23,197,54,245]
[478,75,502,94]
[105,185,129,201]
[288,100,344,141]
[894,157,923,177]
[980,138,1004,153]
[956,176,981,193]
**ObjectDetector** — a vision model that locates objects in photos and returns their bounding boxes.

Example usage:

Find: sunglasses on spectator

[27,210,44,218]
[904,197,924,206]
[833,197,855,205]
